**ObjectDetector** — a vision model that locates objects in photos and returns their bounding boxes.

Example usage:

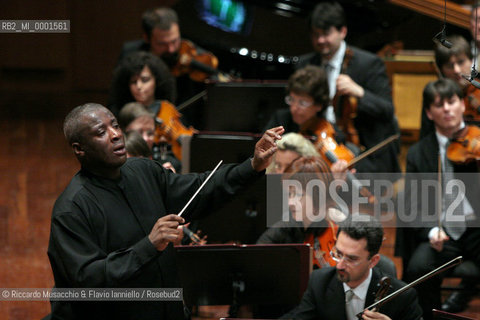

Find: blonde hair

[267,132,319,173]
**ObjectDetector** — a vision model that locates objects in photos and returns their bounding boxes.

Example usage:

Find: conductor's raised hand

[251,126,284,172]
[148,214,185,251]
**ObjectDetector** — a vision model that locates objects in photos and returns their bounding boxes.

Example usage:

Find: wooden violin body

[304,221,338,268]
[171,39,226,82]
[463,85,480,123]
[153,100,196,160]
[301,118,376,203]
[447,125,480,164]
[301,118,354,165]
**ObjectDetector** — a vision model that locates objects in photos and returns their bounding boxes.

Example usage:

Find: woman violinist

[109,52,194,168]
[257,156,346,269]
[264,65,355,172]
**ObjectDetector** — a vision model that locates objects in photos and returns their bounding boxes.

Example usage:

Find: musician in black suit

[118,7,214,128]
[283,214,422,320]
[296,1,400,174]
[401,79,480,320]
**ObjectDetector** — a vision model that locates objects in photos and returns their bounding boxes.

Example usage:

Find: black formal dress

[295,46,400,174]
[48,157,261,319]
[282,267,422,320]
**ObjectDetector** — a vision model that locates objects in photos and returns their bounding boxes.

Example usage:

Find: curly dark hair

[109,51,176,116]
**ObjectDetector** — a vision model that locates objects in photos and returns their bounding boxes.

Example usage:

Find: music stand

[202,81,287,133]
[183,132,260,174]
[432,309,475,320]
[175,244,312,318]
[180,133,267,244]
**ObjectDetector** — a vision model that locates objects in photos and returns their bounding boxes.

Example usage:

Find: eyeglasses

[284,95,314,108]
[329,248,364,267]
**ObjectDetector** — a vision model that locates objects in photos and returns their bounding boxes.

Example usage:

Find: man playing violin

[282,214,422,320]
[119,7,216,127]
[47,103,284,319]
[295,1,400,174]
[402,79,480,320]
[421,35,480,138]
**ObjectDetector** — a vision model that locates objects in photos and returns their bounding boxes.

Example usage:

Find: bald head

[63,103,112,145]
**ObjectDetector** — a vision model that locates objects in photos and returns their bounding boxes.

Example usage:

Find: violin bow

[177,90,207,112]
[437,153,444,233]
[357,256,463,317]
[347,134,400,169]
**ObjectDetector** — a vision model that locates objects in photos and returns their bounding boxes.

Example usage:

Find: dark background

[0,0,471,119]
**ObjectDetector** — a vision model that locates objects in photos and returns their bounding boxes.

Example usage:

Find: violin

[153,100,196,160]
[333,47,361,147]
[354,276,392,319]
[171,40,229,82]
[183,226,207,245]
[302,118,375,203]
[304,220,338,268]
[301,118,354,165]
[446,125,480,164]
[463,85,480,123]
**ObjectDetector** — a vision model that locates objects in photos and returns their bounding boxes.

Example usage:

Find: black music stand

[181,133,267,244]
[175,244,311,318]
[202,81,287,133]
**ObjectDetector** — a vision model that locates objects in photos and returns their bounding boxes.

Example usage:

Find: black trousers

[404,227,480,320]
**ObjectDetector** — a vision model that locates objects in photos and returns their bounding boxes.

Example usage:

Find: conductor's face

[74,108,127,176]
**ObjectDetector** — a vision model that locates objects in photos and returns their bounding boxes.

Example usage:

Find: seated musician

[421,35,480,138]
[264,65,331,137]
[118,102,180,172]
[109,51,176,116]
[402,79,480,320]
[125,130,153,159]
[118,7,219,127]
[282,214,422,320]
[258,156,346,269]
[267,132,320,174]
[295,1,400,174]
